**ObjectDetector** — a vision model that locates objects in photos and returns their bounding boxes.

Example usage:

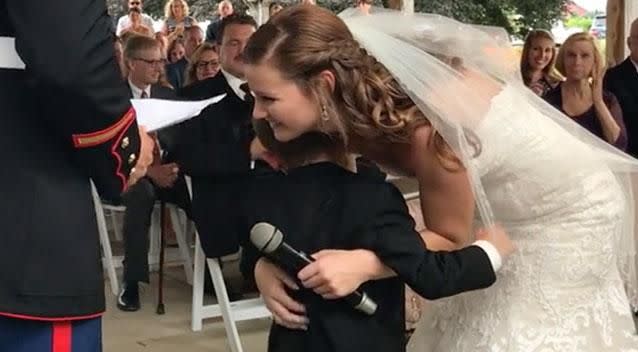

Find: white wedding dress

[408,85,638,351]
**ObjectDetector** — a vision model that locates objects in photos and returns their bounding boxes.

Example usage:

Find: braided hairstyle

[243,4,462,170]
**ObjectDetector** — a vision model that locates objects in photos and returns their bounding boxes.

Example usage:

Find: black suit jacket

[205,18,222,43]
[604,58,638,156]
[166,58,188,89]
[0,1,141,318]
[228,162,496,352]
[171,73,254,257]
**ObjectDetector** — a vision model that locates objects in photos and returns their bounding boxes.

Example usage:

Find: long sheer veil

[339,8,638,309]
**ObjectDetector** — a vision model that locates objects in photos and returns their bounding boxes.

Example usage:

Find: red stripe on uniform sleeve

[52,321,72,352]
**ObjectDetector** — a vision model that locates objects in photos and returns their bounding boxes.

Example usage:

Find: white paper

[131,94,226,132]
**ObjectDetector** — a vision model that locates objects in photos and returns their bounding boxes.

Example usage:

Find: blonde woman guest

[544,32,627,149]
[184,42,220,86]
[162,0,198,38]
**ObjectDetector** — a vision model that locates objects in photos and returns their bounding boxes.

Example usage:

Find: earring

[321,104,330,121]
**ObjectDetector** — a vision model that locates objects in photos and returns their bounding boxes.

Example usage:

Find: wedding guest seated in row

[269,2,284,18]
[544,32,627,150]
[605,18,638,157]
[184,42,221,87]
[116,35,191,312]
[206,0,235,43]
[119,8,154,37]
[166,26,204,88]
[167,38,186,64]
[169,14,260,298]
[520,29,562,96]
[116,0,154,37]
[162,0,198,38]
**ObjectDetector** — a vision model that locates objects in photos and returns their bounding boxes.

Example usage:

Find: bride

[245,4,638,351]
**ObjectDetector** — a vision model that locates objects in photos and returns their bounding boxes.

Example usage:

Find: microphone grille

[250,222,283,254]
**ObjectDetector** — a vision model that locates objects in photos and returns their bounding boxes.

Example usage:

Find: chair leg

[92,190,119,296]
[109,210,123,242]
[191,236,206,332]
[170,208,194,285]
[207,257,244,352]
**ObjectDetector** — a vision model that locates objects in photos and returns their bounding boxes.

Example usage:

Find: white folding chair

[185,176,270,352]
[92,182,194,296]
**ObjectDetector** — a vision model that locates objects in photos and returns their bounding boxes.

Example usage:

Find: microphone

[250,222,377,315]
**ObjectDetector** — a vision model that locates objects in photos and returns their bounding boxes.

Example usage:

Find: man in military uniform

[0,1,153,350]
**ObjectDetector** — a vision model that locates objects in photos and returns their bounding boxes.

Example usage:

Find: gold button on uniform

[128,153,136,165]
[121,137,130,149]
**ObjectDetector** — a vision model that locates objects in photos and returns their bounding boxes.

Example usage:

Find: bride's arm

[413,127,475,247]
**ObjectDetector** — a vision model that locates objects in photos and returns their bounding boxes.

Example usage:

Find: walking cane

[156,201,167,315]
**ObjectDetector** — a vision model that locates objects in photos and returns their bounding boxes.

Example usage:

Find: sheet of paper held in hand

[132,94,227,132]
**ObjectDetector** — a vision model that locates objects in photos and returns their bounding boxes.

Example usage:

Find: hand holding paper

[131,94,227,132]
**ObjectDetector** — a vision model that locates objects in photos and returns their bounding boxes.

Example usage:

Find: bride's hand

[298,249,387,299]
[254,258,308,330]
[475,224,515,258]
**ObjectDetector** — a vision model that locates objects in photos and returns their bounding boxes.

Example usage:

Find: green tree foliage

[106,0,248,22]
[415,0,567,38]
[106,0,567,38]
[564,15,592,31]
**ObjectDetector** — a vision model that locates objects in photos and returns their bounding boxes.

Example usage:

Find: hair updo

[243,4,462,169]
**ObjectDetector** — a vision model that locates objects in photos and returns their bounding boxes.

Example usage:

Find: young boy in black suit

[230,120,510,352]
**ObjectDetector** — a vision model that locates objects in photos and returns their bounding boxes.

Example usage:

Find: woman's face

[246,62,322,142]
[195,50,220,81]
[527,37,554,71]
[563,40,595,81]
[169,43,185,63]
[171,1,185,18]
[270,4,283,17]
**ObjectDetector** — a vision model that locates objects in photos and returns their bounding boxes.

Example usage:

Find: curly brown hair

[243,4,462,170]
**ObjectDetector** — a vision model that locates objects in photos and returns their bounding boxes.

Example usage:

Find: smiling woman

[520,29,562,96]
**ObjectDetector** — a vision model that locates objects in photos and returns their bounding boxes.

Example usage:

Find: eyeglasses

[133,58,166,66]
[196,60,220,69]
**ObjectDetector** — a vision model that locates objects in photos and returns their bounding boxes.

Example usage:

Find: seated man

[117,35,192,311]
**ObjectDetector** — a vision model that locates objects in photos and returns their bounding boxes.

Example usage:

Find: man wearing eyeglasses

[116,0,155,37]
[605,18,638,158]
[117,35,191,312]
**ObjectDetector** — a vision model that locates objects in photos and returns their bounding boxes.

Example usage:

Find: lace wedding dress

[408,85,638,352]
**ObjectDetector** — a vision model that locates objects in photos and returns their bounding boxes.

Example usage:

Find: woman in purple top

[544,32,627,150]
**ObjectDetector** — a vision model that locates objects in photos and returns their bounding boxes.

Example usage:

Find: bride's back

[471,84,624,232]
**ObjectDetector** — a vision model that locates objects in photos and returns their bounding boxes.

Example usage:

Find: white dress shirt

[116,13,155,36]
[128,80,151,99]
[221,69,247,100]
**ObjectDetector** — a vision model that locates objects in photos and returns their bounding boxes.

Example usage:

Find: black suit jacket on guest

[229,162,496,352]
[166,57,188,89]
[604,58,638,156]
[171,73,254,257]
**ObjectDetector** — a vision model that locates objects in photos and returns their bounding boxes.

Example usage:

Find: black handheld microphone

[250,222,377,315]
